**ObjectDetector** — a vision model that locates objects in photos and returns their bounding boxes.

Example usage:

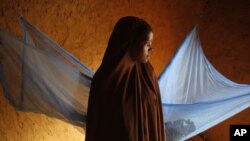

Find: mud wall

[0,0,249,141]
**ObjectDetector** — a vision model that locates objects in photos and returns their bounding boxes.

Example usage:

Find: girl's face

[137,31,154,63]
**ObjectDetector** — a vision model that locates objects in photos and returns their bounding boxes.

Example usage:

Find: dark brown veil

[85,16,166,141]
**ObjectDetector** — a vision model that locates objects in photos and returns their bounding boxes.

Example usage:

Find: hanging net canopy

[0,17,249,141]
[158,28,250,140]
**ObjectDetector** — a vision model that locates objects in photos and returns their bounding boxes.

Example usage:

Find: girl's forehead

[148,32,154,39]
[146,32,153,42]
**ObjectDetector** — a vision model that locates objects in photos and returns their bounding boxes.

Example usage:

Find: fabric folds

[159,27,250,140]
[85,16,166,141]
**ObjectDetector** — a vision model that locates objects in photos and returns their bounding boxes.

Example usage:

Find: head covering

[85,16,166,141]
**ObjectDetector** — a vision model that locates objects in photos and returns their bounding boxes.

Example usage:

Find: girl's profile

[85,16,166,141]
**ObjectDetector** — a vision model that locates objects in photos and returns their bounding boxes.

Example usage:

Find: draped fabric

[85,16,166,141]
[158,27,250,141]
[0,17,249,141]
[0,16,93,127]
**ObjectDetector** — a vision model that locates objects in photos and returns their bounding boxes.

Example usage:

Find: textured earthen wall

[0,0,249,141]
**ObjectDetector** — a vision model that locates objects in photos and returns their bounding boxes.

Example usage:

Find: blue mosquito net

[0,17,249,141]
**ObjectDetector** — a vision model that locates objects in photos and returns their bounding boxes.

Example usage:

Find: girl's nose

[148,47,153,54]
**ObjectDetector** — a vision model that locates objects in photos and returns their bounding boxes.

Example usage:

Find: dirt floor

[0,0,249,141]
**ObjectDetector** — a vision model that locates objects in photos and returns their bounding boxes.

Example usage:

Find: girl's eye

[148,47,152,52]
